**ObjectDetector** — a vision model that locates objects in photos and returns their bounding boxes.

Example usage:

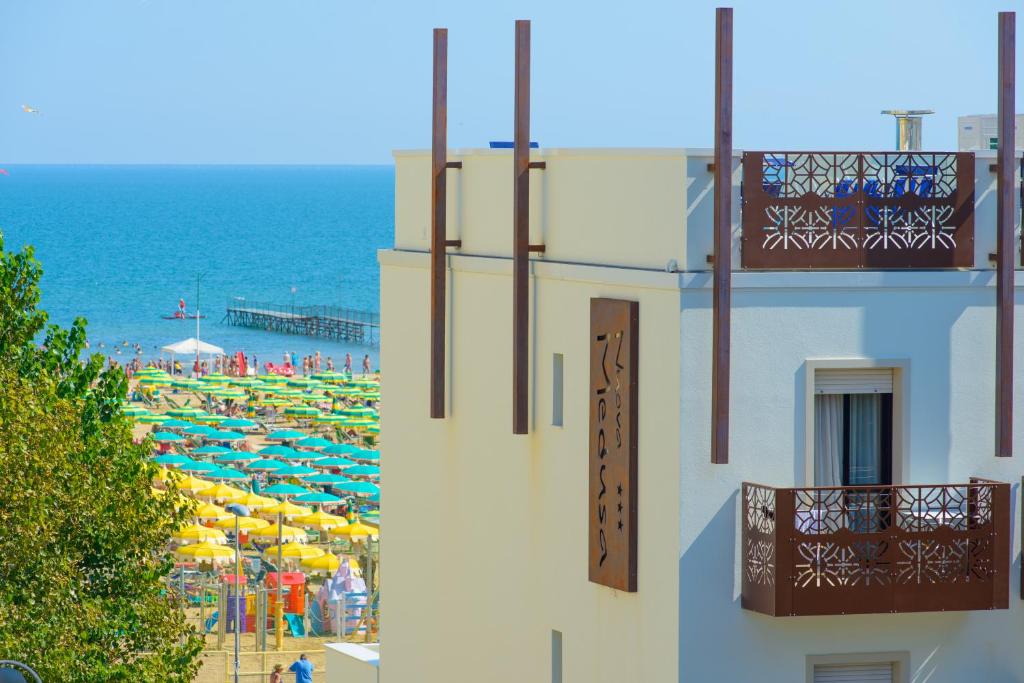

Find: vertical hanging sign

[589,298,639,592]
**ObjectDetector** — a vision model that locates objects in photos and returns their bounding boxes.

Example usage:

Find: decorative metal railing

[741,152,975,269]
[741,478,1010,616]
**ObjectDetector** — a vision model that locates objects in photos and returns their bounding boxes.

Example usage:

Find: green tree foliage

[0,237,203,681]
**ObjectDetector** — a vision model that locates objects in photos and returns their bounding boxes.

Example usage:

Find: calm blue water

[0,165,393,366]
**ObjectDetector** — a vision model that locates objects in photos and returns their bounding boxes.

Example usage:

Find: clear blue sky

[1,0,1020,164]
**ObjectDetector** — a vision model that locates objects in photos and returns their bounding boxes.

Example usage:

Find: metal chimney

[881,109,934,150]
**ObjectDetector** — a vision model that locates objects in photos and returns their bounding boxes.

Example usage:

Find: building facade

[324,145,1024,683]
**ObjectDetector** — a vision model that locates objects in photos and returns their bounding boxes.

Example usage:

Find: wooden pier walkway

[222,299,380,346]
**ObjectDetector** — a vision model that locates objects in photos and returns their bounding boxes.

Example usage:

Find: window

[552,354,564,427]
[813,369,894,487]
[806,652,907,683]
[813,663,893,682]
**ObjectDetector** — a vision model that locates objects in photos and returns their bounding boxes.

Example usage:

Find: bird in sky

[21,104,40,114]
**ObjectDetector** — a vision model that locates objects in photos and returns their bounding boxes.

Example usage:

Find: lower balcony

[741,478,1010,616]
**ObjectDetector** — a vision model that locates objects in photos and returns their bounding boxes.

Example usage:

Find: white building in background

[321,145,1024,683]
[958,113,1024,150]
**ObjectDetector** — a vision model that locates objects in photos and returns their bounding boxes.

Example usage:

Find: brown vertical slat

[711,7,733,464]
[430,27,449,419]
[992,482,1011,608]
[773,487,794,616]
[996,12,1015,457]
[512,19,531,435]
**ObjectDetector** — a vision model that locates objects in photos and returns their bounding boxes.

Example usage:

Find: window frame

[806,651,909,683]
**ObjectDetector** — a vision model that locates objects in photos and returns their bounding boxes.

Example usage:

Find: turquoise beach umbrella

[220,418,257,429]
[333,481,380,496]
[184,425,218,436]
[263,483,309,496]
[321,443,359,456]
[178,461,220,473]
[294,491,343,505]
[266,430,306,441]
[246,459,287,471]
[259,445,301,458]
[210,467,248,480]
[152,431,184,443]
[215,451,260,464]
[152,454,193,466]
[270,465,317,477]
[304,473,352,486]
[352,449,380,462]
[210,430,246,442]
[193,445,233,455]
[311,457,358,469]
[295,437,333,449]
[161,419,195,429]
[344,465,380,477]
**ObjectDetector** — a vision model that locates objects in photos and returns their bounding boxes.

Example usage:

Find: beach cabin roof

[161,337,225,356]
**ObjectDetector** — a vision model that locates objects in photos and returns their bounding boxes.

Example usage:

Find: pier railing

[224,299,380,346]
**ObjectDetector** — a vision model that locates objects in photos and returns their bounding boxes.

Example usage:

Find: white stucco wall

[678,271,1024,683]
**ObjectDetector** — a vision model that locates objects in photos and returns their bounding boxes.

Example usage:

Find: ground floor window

[813,662,894,682]
[806,651,907,683]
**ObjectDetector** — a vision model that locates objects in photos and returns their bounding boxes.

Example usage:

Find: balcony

[741,151,975,269]
[741,478,1010,617]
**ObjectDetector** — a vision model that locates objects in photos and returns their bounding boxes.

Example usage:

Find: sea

[0,165,393,368]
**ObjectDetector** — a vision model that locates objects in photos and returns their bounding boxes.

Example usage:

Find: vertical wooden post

[513,19,531,435]
[996,12,1015,458]
[430,28,449,419]
[712,7,733,464]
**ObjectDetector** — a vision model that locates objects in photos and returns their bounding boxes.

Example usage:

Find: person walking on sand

[269,663,284,683]
[288,654,313,683]
[362,354,371,375]
[344,352,352,373]
[314,351,321,372]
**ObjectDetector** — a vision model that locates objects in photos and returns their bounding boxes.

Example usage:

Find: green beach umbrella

[340,406,376,418]
[267,429,306,441]
[121,405,149,417]
[201,373,232,383]
[286,377,316,387]
[284,405,321,417]
[311,456,358,469]
[152,454,193,466]
[294,491,342,505]
[299,392,330,402]
[165,408,206,418]
[260,398,291,407]
[171,378,204,389]
[257,374,288,384]
[263,483,309,497]
[152,431,184,442]
[313,414,347,424]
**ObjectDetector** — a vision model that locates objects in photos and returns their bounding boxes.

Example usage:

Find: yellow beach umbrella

[249,523,308,544]
[173,523,228,545]
[193,502,231,522]
[301,551,341,576]
[166,473,213,494]
[260,501,313,521]
[177,541,236,565]
[233,492,278,510]
[195,483,246,503]
[213,515,270,530]
[329,521,379,542]
[293,510,348,531]
[262,542,325,561]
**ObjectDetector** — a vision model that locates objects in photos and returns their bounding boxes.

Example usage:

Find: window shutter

[815,368,893,395]
[813,663,894,683]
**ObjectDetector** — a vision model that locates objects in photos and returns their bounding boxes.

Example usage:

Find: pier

[222,299,380,346]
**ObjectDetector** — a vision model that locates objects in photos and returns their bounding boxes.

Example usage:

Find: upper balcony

[741,478,1011,617]
[394,147,1010,273]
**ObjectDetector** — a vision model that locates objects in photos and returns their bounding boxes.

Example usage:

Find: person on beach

[326,357,334,371]
[288,654,313,683]
[290,351,298,368]
[362,354,371,375]
[314,351,321,372]
[269,663,284,683]
[344,353,352,373]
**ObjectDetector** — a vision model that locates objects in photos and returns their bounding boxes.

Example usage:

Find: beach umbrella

[257,374,288,384]
[183,425,218,436]
[294,491,342,505]
[177,541,235,565]
[295,436,333,449]
[365,424,380,437]
[344,465,380,477]
[160,419,195,429]
[366,493,380,504]
[329,521,378,542]
[213,515,270,530]
[312,414,347,424]
[351,449,380,462]
[136,414,170,424]
[261,500,313,518]
[166,474,213,494]
[262,483,309,497]
[299,392,330,402]
[301,551,341,576]
[333,481,380,496]
[192,444,233,456]
[214,451,259,464]
[121,405,149,417]
[201,373,232,383]
[173,523,228,544]
[332,386,362,397]
[229,377,264,387]
[259,397,291,407]
[193,502,232,523]
[304,473,352,486]
[246,458,287,471]
[269,465,317,478]
[250,523,307,544]
[266,429,306,441]
[171,378,204,389]
[177,461,220,473]
[151,431,184,443]
[196,483,246,503]
[165,408,206,418]
[152,454,193,466]
[258,445,301,458]
[193,414,227,425]
[286,377,316,387]
[262,543,324,561]
[321,443,360,456]
[311,456,358,469]
[284,406,320,417]
[220,418,256,430]
[293,510,347,531]
[211,389,247,400]
[208,467,249,481]
[208,430,246,442]
[233,492,278,510]
[137,376,172,388]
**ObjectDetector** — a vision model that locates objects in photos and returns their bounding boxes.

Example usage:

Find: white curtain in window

[814,395,843,486]
[849,394,881,485]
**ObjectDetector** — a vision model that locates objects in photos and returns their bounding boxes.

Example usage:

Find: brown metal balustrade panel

[741,479,1009,616]
[741,152,975,269]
